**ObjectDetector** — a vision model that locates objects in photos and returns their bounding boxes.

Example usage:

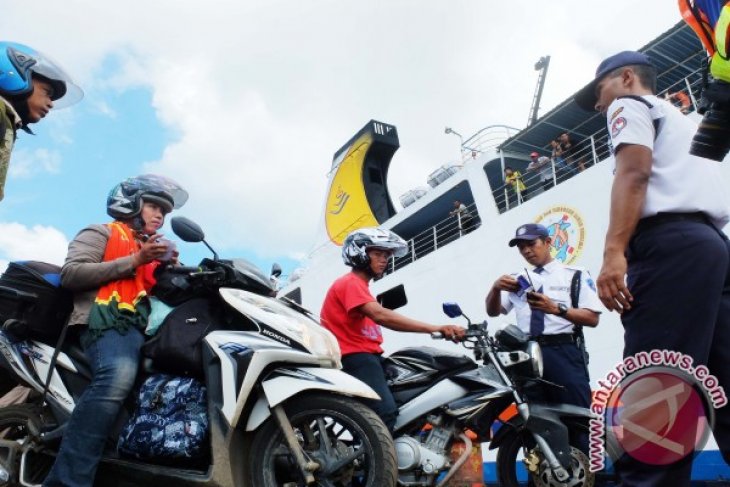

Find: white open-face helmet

[342,227,407,269]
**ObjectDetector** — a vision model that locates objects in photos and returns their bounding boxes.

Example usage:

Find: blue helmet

[0,42,83,108]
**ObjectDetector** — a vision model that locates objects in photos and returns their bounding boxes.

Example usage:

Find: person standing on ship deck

[576,50,730,486]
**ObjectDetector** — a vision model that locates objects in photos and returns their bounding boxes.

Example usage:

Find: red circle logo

[606,368,712,465]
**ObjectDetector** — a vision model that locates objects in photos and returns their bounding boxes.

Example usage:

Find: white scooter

[0,216,396,487]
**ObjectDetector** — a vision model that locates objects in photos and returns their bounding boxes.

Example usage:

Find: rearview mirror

[442,302,463,319]
[171,216,205,243]
[271,263,282,279]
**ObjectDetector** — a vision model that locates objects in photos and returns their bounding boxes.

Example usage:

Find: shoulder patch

[611,116,627,137]
[609,106,624,123]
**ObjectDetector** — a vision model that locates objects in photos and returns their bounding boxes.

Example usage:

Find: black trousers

[617,220,730,486]
[341,353,398,432]
[525,342,591,453]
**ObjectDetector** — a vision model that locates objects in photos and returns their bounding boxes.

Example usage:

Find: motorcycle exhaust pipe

[435,433,471,487]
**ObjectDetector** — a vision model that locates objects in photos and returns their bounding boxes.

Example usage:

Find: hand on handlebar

[435,325,466,343]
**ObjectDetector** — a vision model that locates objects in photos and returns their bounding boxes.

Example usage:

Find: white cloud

[8,148,62,179]
[0,223,68,273]
[93,99,117,119]
[2,0,682,260]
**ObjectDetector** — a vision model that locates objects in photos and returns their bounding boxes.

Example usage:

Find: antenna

[527,55,551,126]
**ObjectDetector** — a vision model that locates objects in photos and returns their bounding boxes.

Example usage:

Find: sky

[1,1,681,279]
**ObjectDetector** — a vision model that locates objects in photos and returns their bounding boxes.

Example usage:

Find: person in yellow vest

[503,166,527,203]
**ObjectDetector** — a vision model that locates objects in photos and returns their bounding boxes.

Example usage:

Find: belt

[531,333,575,346]
[634,212,709,235]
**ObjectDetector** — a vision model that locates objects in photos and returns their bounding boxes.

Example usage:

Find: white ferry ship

[278,21,730,484]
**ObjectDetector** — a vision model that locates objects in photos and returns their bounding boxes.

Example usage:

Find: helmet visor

[368,242,408,259]
[26,48,83,108]
[130,174,189,209]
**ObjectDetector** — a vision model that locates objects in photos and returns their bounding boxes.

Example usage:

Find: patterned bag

[118,374,209,461]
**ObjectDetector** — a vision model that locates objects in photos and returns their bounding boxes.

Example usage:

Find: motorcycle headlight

[527,341,543,378]
[301,321,342,368]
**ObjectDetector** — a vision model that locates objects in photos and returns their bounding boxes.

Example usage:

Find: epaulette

[616,95,654,109]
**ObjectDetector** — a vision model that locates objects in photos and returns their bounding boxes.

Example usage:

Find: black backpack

[142,298,222,378]
[0,261,72,344]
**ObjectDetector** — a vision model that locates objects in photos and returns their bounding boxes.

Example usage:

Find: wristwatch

[557,303,569,317]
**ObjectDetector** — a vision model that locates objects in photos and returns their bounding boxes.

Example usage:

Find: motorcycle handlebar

[165,265,201,274]
[431,329,486,340]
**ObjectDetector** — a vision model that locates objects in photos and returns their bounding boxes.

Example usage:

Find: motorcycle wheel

[249,392,397,487]
[496,430,595,487]
[0,405,49,486]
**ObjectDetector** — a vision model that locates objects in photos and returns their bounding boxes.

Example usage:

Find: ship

[278,20,730,484]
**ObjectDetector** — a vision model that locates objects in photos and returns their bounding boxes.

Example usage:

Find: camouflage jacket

[0,98,20,202]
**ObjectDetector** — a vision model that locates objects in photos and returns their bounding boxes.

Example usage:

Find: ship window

[377,285,407,310]
[282,287,302,305]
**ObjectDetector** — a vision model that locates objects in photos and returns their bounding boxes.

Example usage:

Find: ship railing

[381,202,481,277]
[460,125,521,162]
[491,71,704,213]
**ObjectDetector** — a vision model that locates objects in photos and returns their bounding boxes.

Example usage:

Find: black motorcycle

[384,303,597,487]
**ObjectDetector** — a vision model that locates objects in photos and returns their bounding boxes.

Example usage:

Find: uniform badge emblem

[610,106,624,123]
[611,116,627,137]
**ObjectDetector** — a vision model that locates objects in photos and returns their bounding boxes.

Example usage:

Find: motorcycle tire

[0,405,50,486]
[249,392,397,487]
[496,429,595,487]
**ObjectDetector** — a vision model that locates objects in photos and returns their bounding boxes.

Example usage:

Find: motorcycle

[0,216,397,487]
[385,303,597,487]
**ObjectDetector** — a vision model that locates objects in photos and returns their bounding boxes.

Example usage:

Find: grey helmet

[107,174,188,221]
[342,228,407,269]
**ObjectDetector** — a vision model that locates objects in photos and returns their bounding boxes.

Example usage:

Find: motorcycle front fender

[489,416,522,451]
[489,402,597,469]
[244,367,380,431]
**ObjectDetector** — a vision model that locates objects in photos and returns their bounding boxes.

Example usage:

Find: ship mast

[527,55,551,126]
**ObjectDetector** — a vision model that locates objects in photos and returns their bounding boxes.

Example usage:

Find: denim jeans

[43,327,144,487]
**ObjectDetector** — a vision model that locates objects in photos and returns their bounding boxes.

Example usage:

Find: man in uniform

[486,223,601,442]
[576,50,730,485]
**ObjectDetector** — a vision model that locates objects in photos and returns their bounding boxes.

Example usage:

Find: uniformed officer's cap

[508,223,549,247]
[575,51,654,112]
